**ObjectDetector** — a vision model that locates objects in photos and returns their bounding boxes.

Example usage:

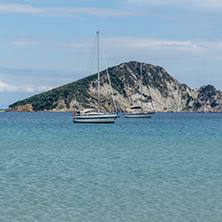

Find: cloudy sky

[1,0,222,108]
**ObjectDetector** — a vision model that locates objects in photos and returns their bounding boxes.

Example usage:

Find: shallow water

[0,112,222,221]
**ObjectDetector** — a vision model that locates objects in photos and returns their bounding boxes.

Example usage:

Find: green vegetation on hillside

[10,73,98,111]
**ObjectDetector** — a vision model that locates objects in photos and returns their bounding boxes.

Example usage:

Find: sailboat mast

[97,31,100,113]
[140,64,143,108]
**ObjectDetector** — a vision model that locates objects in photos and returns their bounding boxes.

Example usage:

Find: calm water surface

[0,112,222,221]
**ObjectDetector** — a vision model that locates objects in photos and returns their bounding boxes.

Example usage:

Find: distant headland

[6,61,222,113]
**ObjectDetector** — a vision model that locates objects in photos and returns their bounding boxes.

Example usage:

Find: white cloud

[0,81,19,92]
[11,38,40,47]
[126,0,222,11]
[101,37,222,62]
[3,36,222,68]
[0,2,45,14]
[0,2,145,17]
[0,1,221,19]
[0,80,53,93]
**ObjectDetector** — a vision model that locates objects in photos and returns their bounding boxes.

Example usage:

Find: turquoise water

[0,112,222,222]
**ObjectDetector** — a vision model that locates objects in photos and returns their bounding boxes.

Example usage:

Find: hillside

[7,61,222,112]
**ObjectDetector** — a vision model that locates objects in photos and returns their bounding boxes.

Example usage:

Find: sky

[1,0,222,108]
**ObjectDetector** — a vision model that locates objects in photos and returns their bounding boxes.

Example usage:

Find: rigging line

[140,64,143,108]
[86,34,97,78]
[97,31,100,113]
[101,49,118,114]
[143,77,156,112]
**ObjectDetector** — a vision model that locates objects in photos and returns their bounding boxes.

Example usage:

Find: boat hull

[73,114,118,123]
[123,112,154,118]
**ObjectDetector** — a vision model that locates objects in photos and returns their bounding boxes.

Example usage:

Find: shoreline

[1,110,222,113]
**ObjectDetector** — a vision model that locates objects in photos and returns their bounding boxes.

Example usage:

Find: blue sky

[1,0,222,108]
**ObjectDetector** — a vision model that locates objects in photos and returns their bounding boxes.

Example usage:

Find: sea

[0,112,222,222]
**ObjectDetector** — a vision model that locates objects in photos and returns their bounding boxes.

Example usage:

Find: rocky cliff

[8,61,222,112]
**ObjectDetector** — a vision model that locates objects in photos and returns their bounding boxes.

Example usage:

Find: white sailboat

[123,64,155,118]
[73,31,118,123]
